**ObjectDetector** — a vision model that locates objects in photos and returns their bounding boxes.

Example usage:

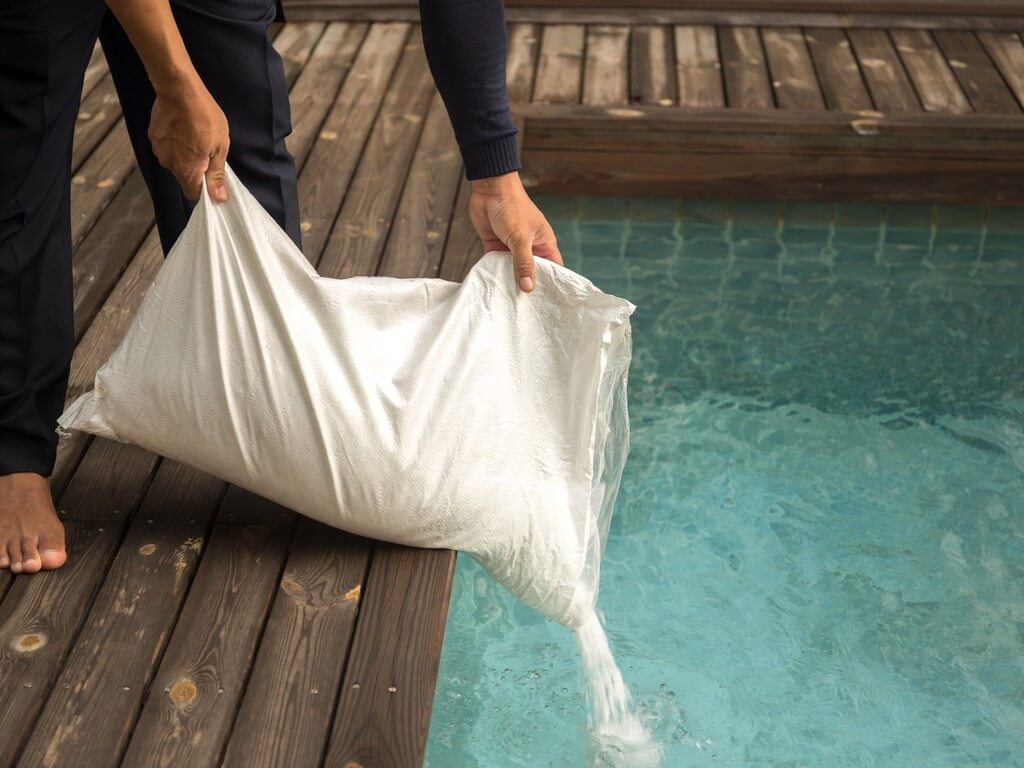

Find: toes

[38,537,67,570]
[20,537,42,574]
[0,545,9,569]
[8,539,23,573]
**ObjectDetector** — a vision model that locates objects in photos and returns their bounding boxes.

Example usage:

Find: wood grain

[15,462,225,768]
[379,92,464,278]
[933,29,1022,113]
[322,546,457,768]
[848,28,922,112]
[319,32,436,278]
[518,103,1024,203]
[296,22,411,262]
[0,439,158,767]
[119,516,293,768]
[72,74,122,175]
[674,25,725,107]
[762,26,826,109]
[805,27,875,110]
[507,22,541,103]
[719,26,775,109]
[533,24,585,103]
[631,25,677,105]
[892,28,972,113]
[584,25,630,106]
[220,522,371,768]
[978,31,1024,109]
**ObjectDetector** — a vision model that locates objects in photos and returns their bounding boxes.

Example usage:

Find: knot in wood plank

[169,679,198,703]
[12,632,47,653]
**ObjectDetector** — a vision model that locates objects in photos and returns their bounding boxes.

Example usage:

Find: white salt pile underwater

[575,611,663,767]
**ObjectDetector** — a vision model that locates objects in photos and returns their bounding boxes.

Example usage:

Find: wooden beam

[516,103,1024,204]
[287,0,1024,17]
[283,4,1024,31]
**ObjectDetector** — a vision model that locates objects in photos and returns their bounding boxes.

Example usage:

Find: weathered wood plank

[322,546,457,768]
[72,74,122,175]
[805,27,875,111]
[933,29,1022,113]
[532,24,585,104]
[0,439,158,767]
[848,28,922,112]
[285,22,367,164]
[119,507,293,768]
[518,104,1024,204]
[507,22,541,103]
[297,22,411,261]
[288,5,1024,31]
[583,25,629,106]
[319,32,436,278]
[718,26,774,109]
[15,462,225,768]
[762,26,826,109]
[977,31,1024,110]
[219,522,371,768]
[71,171,155,341]
[81,42,109,101]
[892,29,972,113]
[674,25,725,107]
[69,121,135,250]
[509,0,1024,14]
[51,234,162,500]
[631,25,677,105]
[379,92,463,278]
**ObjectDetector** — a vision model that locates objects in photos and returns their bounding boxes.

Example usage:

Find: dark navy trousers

[0,0,301,476]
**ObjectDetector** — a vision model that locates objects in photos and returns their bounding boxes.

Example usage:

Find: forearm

[418,0,520,181]
[103,0,202,96]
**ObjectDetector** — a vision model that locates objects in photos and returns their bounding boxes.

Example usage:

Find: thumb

[509,232,536,293]
[206,149,228,203]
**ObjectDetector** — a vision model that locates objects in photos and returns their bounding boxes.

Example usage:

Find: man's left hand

[469,171,563,293]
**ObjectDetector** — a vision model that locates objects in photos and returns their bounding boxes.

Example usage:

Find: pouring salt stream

[576,611,663,767]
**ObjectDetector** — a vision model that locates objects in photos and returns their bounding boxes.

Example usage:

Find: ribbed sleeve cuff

[460,132,522,181]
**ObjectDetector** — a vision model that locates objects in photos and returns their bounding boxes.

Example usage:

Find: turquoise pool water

[425,199,1024,768]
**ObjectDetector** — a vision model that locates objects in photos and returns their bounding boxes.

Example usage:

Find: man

[0,0,562,574]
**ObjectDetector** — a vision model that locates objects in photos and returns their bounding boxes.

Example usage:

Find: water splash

[575,611,663,767]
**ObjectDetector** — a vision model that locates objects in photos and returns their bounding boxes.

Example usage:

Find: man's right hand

[104,0,230,202]
[149,80,230,202]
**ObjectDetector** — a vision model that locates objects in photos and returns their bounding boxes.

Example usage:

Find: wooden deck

[0,22,468,768]
[290,2,1024,202]
[1,5,1023,768]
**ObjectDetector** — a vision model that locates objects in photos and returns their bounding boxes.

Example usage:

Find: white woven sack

[58,165,635,626]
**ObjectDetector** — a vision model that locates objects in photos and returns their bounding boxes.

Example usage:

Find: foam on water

[575,611,662,767]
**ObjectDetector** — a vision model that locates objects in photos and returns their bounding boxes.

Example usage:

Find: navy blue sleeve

[418,0,521,180]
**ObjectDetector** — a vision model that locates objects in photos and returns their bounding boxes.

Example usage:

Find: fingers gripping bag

[58,165,635,626]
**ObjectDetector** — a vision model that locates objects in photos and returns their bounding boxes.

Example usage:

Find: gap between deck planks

[1,19,480,768]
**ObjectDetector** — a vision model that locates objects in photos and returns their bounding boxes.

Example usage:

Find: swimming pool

[425,198,1024,767]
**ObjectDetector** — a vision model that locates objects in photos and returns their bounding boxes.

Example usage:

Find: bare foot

[0,472,67,574]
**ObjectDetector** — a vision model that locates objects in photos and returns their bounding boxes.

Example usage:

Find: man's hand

[470,171,562,293]
[149,80,230,202]
[104,0,229,202]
